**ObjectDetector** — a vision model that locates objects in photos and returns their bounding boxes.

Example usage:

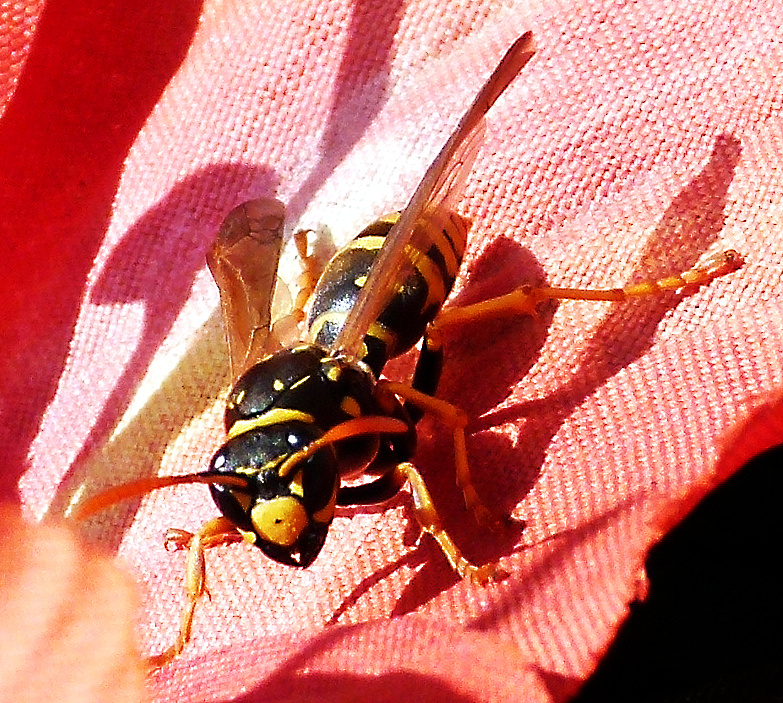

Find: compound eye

[251,496,309,547]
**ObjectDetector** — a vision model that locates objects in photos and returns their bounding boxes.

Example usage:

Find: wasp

[74,31,742,667]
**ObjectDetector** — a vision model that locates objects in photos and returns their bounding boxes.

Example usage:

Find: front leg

[149,516,243,670]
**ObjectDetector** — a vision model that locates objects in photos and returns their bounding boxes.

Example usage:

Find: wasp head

[208,422,339,567]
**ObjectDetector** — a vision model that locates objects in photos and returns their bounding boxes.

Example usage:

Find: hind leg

[435,250,742,328]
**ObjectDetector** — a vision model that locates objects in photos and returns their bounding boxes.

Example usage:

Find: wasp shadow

[227,670,486,703]
[47,164,278,549]
[384,132,742,611]
[0,0,204,501]
[322,235,554,618]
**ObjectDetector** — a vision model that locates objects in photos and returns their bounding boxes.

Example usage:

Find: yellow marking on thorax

[349,235,385,252]
[340,396,362,417]
[289,374,311,391]
[323,362,342,383]
[227,408,316,440]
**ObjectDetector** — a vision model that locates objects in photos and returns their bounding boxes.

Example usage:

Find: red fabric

[3,1,782,701]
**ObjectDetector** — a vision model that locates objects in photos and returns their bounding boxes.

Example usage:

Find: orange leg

[393,462,508,585]
[436,249,742,328]
[380,380,502,530]
[147,517,243,670]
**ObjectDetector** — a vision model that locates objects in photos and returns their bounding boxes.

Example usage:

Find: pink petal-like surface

[2,1,781,701]
[0,506,144,703]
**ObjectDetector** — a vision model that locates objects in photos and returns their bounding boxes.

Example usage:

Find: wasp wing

[330,32,536,358]
[207,198,286,378]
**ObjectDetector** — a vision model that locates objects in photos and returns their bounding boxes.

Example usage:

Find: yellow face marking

[227,408,316,440]
[354,274,368,288]
[237,527,257,545]
[289,470,305,498]
[256,455,287,474]
[251,497,308,546]
[273,378,285,392]
[311,489,337,525]
[231,491,252,513]
[340,395,362,417]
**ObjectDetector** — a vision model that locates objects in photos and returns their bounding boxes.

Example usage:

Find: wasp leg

[338,461,506,584]
[264,228,324,350]
[148,516,242,670]
[435,249,743,328]
[380,377,503,531]
[406,324,444,421]
[399,324,499,526]
[293,228,322,312]
[396,462,508,584]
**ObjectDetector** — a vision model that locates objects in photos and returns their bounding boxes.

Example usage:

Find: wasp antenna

[277,415,409,478]
[71,473,250,522]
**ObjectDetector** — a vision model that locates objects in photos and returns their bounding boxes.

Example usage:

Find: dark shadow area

[572,443,783,703]
[385,132,742,613]
[0,0,204,500]
[167,622,494,703]
[465,494,649,636]
[391,236,554,609]
[230,669,486,703]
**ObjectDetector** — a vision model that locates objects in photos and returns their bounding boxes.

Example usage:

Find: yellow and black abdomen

[307,211,470,375]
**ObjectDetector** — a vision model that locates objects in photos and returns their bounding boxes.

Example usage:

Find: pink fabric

[0,507,144,702]
[2,1,782,701]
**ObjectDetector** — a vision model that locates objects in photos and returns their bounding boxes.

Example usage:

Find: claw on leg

[396,462,508,585]
[148,517,242,670]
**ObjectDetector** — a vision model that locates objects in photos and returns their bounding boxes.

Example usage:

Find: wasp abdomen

[307,211,470,375]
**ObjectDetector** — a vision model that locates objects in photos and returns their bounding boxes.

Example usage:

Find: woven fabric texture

[2,1,782,701]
